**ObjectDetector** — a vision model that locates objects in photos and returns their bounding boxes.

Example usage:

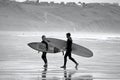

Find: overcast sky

[16,0,120,4]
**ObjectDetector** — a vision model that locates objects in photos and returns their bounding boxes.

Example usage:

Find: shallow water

[0,35,120,80]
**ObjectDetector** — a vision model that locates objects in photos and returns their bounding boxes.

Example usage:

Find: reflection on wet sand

[63,68,76,80]
[40,67,93,80]
[1,35,120,80]
[41,67,47,80]
[63,68,93,80]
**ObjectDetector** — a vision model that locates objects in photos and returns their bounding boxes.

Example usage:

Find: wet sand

[0,34,120,80]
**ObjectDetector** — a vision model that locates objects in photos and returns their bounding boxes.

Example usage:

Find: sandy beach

[0,1,120,80]
[0,34,120,80]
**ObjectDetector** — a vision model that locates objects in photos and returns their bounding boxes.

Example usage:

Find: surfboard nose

[28,42,37,49]
[86,50,93,57]
[89,51,93,57]
[28,43,37,49]
[28,43,32,48]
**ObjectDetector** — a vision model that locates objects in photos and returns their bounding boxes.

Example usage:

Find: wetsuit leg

[63,51,68,67]
[68,50,78,64]
[41,52,47,64]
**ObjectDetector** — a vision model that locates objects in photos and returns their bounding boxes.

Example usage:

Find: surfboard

[46,38,93,57]
[28,42,60,53]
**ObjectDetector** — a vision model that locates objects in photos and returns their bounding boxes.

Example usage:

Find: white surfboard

[28,42,60,53]
[47,38,93,58]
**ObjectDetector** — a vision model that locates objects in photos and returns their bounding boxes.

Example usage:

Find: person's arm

[66,39,68,50]
[45,41,48,51]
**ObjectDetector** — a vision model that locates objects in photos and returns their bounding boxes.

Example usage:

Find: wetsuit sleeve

[46,42,48,51]
[66,38,72,50]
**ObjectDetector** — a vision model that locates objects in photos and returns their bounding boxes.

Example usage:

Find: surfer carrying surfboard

[41,35,48,67]
[61,33,79,69]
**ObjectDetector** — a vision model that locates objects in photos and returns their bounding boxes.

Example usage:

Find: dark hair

[42,35,45,38]
[66,33,71,36]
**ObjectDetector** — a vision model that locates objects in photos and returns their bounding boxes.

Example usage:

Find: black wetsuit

[63,37,77,66]
[41,40,48,65]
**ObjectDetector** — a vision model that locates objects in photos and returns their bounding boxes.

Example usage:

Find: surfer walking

[61,33,79,69]
[41,35,48,67]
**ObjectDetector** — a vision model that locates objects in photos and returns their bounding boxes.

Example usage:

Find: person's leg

[61,51,68,68]
[64,52,68,67]
[68,50,79,69]
[41,52,47,67]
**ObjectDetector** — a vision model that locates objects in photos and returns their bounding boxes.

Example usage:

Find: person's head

[66,33,71,38]
[42,35,46,41]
